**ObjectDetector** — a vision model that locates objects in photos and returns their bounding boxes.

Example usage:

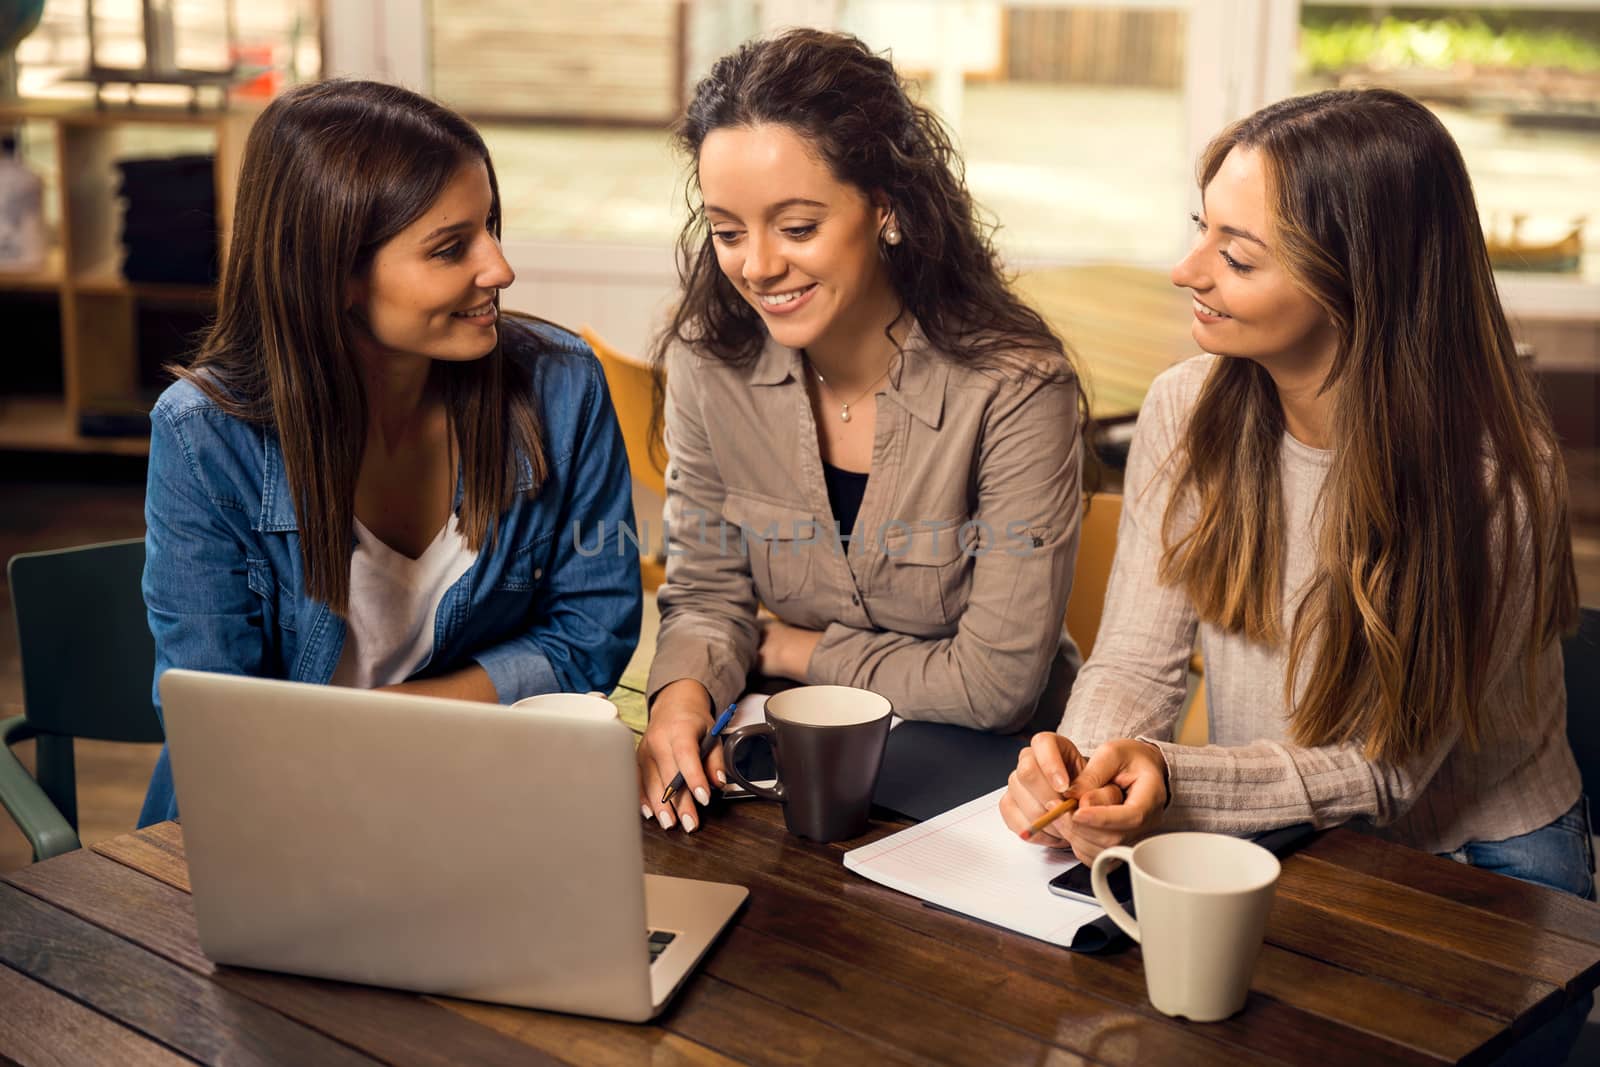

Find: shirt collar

[747,321,947,429]
[748,333,798,387]
[884,322,947,430]
[258,429,299,532]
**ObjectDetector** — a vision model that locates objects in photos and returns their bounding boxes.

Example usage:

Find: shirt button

[670,469,679,480]
[852,594,860,606]
[533,568,543,580]
[1031,535,1044,548]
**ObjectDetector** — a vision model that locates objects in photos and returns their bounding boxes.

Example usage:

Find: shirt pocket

[722,492,816,605]
[246,556,296,634]
[877,520,969,630]
[494,534,551,593]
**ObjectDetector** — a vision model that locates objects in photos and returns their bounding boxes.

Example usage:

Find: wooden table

[3,804,1599,1065]
[1014,264,1198,421]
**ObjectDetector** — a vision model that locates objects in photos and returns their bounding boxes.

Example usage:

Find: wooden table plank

[1248,945,1504,1064]
[93,822,190,893]
[0,882,379,1067]
[708,924,1082,1066]
[9,849,209,971]
[1276,857,1600,992]
[1304,829,1600,947]
[0,963,193,1067]
[4,851,568,1067]
[659,974,935,1067]
[438,996,745,1067]
[459,957,915,1067]
[1264,889,1558,1025]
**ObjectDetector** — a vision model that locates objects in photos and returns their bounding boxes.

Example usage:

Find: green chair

[1,538,163,861]
[1565,606,1600,802]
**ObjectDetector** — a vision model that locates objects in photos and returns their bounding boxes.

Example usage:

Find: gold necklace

[810,361,889,423]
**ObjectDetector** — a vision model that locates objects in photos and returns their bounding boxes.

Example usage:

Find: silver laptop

[160,669,746,1022]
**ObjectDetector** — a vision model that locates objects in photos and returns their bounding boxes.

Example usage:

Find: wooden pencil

[1020,795,1079,840]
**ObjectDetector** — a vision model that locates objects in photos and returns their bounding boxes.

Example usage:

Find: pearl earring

[884,225,902,246]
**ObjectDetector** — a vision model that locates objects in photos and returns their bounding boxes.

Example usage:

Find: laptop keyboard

[647,929,677,965]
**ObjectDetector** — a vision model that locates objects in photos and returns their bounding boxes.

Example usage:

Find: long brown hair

[1161,88,1577,762]
[175,79,546,615]
[650,28,1090,460]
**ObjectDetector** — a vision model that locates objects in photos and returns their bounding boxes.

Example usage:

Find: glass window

[14,0,320,105]
[1298,2,1600,282]
[429,1,1192,265]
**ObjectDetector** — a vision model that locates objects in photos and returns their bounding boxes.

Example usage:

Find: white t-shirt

[331,514,479,689]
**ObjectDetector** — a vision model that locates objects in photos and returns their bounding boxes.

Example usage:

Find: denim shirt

[137,321,642,826]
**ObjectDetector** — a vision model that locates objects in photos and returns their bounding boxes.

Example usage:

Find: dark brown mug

[722,685,893,842]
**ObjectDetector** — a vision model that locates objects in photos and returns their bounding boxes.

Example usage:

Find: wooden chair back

[1064,493,1122,660]
[580,326,665,499]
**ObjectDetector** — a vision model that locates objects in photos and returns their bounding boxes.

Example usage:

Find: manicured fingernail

[642,804,653,820]
[682,813,697,833]
[1052,776,1068,792]
[694,787,710,805]
[715,770,727,786]
[657,809,674,829]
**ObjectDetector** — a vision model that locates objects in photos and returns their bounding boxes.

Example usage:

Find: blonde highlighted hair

[1160,89,1577,763]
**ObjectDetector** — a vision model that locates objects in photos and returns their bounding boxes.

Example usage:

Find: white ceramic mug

[1091,832,1280,1022]
[510,692,617,720]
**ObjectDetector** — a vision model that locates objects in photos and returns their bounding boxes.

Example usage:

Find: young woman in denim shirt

[137,81,641,826]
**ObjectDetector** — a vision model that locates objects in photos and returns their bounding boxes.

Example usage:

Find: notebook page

[843,786,1102,947]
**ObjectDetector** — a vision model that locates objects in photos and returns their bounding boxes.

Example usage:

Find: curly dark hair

[649,28,1090,457]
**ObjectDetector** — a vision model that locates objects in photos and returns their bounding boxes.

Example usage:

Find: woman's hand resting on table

[998,733,1171,862]
[637,678,726,834]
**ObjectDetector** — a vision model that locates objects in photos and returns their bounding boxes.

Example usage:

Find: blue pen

[660,702,738,805]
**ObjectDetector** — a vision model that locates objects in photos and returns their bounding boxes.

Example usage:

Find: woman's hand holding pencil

[998,732,1128,858]
[1021,794,1080,841]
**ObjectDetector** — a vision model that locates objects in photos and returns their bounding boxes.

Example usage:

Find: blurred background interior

[1,0,1597,870]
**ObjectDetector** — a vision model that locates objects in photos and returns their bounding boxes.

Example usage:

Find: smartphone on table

[1046,823,1314,907]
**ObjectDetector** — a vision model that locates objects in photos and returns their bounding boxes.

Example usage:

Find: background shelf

[0,100,249,456]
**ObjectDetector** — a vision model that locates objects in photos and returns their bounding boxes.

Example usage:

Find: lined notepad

[843,787,1104,947]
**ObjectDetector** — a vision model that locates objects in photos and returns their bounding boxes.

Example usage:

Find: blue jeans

[1442,796,1596,1065]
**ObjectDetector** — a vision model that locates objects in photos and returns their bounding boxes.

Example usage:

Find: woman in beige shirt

[1003,89,1590,914]
[637,29,1089,832]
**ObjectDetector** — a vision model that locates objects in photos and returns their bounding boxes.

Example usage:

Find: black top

[822,461,870,543]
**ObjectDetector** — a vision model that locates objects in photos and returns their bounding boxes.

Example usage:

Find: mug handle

[722,723,785,802]
[1091,846,1140,943]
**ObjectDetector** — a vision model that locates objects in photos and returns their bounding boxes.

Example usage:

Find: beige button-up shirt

[646,328,1084,733]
